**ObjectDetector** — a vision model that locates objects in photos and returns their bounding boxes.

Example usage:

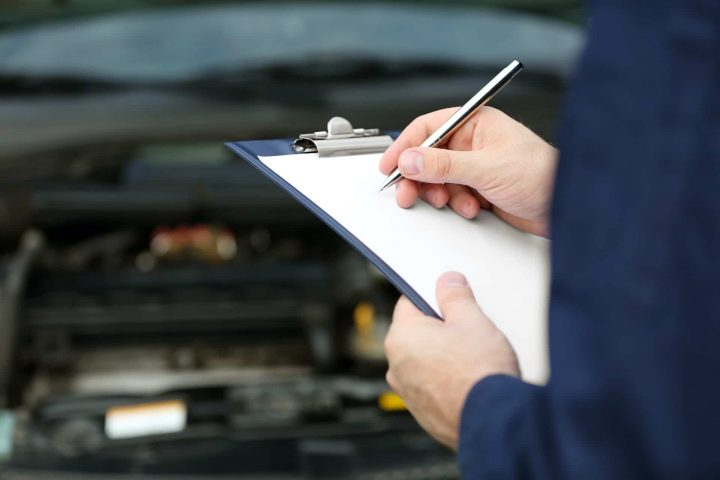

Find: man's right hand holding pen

[379,106,558,238]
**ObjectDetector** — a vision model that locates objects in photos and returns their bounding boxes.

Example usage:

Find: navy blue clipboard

[225,138,438,318]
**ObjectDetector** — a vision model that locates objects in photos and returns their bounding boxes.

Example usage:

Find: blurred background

[0,1,582,478]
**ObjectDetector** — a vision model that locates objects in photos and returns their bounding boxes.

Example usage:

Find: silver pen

[379,59,523,192]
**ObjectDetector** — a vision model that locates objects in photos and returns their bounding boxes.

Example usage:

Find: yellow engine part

[378,391,407,412]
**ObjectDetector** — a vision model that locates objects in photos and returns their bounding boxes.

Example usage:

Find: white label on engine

[105,400,187,440]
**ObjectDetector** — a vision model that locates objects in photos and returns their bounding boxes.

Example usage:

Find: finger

[445,106,504,151]
[385,296,431,359]
[473,191,493,210]
[392,295,425,323]
[419,183,450,209]
[446,184,481,219]
[396,179,419,209]
[435,271,486,324]
[397,147,498,188]
[379,108,459,174]
[493,208,549,238]
[381,105,509,175]
[391,296,437,329]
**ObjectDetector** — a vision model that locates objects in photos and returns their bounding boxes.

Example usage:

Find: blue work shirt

[459,1,720,478]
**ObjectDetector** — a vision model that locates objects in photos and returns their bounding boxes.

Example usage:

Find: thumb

[397,147,491,186]
[435,271,486,325]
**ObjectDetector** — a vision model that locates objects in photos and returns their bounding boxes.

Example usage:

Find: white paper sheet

[260,153,550,384]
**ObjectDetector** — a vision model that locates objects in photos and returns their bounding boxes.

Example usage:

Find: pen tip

[379,174,400,192]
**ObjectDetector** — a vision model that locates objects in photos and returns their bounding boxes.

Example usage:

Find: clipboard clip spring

[293,117,393,157]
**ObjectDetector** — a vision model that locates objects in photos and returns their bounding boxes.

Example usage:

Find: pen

[379,59,523,192]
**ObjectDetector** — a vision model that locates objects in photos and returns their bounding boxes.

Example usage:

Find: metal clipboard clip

[293,117,393,157]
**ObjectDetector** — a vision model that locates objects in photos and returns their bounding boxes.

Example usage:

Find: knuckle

[385,370,393,387]
[438,288,464,307]
[385,370,399,391]
[408,114,430,133]
[418,111,435,125]
[431,149,453,179]
[384,331,396,356]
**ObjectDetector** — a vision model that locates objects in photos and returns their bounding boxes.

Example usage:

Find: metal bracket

[293,117,393,157]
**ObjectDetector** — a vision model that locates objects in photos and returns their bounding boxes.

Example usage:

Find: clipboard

[226,116,550,383]
[225,118,436,316]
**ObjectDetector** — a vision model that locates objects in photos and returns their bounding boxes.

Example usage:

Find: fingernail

[439,271,468,288]
[463,201,474,219]
[399,151,423,175]
[427,190,438,206]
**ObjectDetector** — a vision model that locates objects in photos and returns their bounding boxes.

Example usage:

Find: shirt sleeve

[458,375,555,480]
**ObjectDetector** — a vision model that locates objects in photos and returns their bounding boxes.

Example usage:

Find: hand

[380,107,558,237]
[384,271,520,450]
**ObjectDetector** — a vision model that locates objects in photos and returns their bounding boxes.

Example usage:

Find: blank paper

[260,152,550,384]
